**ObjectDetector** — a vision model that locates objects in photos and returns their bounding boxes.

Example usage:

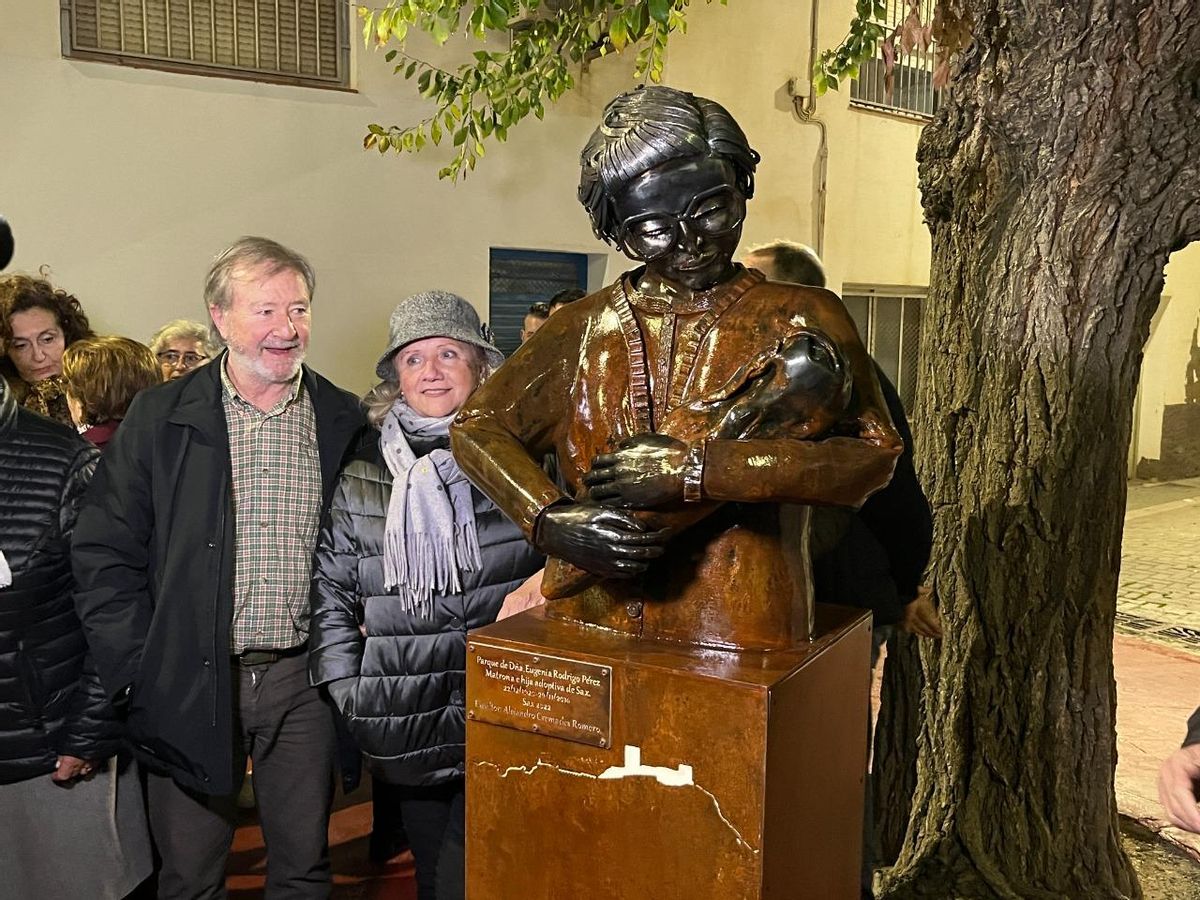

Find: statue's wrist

[532,497,573,551]
[682,441,706,503]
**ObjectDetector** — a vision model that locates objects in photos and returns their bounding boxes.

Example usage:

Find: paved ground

[1117,477,1200,654]
[1115,477,1200,869]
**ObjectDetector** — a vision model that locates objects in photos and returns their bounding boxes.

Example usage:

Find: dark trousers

[395,779,465,900]
[145,651,337,899]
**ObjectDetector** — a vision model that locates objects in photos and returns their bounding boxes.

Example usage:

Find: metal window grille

[61,0,349,89]
[849,0,940,119]
[842,290,925,412]
[489,249,589,357]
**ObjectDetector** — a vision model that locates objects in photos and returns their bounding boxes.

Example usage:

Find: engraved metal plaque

[467,643,612,748]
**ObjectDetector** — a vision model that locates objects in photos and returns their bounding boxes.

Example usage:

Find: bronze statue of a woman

[452,86,902,650]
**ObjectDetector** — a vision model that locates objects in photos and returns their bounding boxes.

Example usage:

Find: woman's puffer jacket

[308,438,542,786]
[0,379,118,784]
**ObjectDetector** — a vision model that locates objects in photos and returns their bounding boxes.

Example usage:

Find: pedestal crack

[474,751,759,854]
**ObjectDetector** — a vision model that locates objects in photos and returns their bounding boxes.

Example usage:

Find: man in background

[744,239,937,900]
[520,301,550,344]
[743,239,940,639]
[547,287,586,316]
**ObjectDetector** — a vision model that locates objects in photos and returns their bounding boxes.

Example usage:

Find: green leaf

[453,127,468,147]
[368,123,386,135]
[609,14,628,49]
[417,69,432,94]
[648,0,670,26]
[385,49,397,62]
[405,60,418,79]
[431,119,442,144]
[432,16,450,44]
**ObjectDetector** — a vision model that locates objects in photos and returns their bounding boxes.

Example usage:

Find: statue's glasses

[615,186,746,262]
[156,350,209,370]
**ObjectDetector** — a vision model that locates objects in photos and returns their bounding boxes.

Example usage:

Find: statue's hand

[534,503,667,579]
[583,434,689,508]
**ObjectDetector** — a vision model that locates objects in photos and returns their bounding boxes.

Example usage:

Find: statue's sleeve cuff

[683,441,706,503]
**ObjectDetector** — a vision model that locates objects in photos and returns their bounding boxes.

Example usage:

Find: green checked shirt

[221,362,322,654]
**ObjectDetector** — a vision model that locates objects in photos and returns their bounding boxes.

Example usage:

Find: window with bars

[842,290,925,412]
[61,0,349,89]
[849,0,940,119]
[489,249,589,357]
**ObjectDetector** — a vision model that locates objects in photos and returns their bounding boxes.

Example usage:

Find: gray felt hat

[376,290,505,381]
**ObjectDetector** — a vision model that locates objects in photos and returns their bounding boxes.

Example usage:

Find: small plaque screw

[468,643,475,653]
[599,739,608,748]
[532,724,540,732]
[468,711,476,719]
[532,656,540,664]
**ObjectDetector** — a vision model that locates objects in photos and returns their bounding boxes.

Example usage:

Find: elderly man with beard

[74,237,366,899]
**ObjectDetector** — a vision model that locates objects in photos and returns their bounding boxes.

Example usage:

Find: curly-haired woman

[0,275,94,425]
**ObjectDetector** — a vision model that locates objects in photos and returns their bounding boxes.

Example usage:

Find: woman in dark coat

[0,376,152,898]
[309,291,542,900]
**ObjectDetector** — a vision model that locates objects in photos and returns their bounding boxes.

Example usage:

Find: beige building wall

[54,0,1200,413]
[663,0,931,294]
[0,0,935,395]
[0,3,632,394]
[1132,243,1200,475]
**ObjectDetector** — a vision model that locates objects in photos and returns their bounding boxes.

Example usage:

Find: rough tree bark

[875,2,1200,897]
[874,631,923,865]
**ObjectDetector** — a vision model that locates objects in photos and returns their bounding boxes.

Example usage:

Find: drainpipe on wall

[789,0,829,260]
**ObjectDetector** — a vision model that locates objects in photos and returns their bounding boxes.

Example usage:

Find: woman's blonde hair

[61,335,161,424]
[364,342,489,427]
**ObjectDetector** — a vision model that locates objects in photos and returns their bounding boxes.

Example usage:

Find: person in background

[309,290,543,900]
[73,237,366,899]
[742,239,940,639]
[742,240,825,289]
[149,318,218,381]
[0,375,153,899]
[547,287,586,316]
[61,335,162,450]
[0,274,94,425]
[743,239,936,900]
[1158,707,1200,833]
[520,301,550,344]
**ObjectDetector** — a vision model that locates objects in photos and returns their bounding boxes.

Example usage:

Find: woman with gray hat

[308,290,542,900]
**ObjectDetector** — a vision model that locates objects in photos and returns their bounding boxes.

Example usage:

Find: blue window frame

[489,249,589,357]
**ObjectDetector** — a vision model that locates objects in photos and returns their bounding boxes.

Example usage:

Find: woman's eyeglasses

[157,350,208,369]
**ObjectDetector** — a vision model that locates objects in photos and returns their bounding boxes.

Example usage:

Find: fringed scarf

[380,400,482,617]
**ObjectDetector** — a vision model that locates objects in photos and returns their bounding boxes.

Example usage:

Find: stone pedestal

[465,604,871,899]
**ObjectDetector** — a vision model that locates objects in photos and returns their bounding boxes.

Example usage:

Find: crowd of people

[1,81,1195,900]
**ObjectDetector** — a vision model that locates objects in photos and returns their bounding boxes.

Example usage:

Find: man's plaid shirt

[221,362,322,654]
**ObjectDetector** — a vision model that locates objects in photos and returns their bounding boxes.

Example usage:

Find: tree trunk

[873,631,923,866]
[879,2,1200,897]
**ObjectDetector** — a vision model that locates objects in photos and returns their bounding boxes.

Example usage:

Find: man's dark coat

[73,357,365,795]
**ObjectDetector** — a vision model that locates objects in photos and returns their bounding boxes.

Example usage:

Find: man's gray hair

[203,236,316,312]
[746,240,826,288]
[149,318,220,356]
